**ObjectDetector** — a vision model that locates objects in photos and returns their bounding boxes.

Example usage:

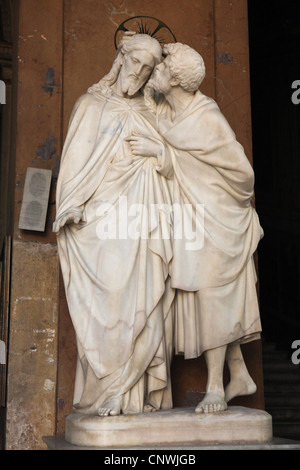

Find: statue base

[65,406,272,448]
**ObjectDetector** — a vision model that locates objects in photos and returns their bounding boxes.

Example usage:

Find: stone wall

[5,0,63,450]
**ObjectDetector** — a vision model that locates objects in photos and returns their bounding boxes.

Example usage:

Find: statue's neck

[164,87,195,121]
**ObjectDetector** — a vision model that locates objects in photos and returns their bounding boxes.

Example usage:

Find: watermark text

[291,80,300,105]
[0,80,5,104]
[95,197,205,251]
[0,340,6,364]
[291,340,300,365]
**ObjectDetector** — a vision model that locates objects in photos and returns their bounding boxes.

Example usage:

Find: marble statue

[54,33,263,421]
[130,42,264,413]
[54,33,176,417]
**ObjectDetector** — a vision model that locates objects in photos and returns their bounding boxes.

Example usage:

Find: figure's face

[149,55,173,95]
[119,49,156,96]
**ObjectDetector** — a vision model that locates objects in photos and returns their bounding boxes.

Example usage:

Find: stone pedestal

[65,406,272,448]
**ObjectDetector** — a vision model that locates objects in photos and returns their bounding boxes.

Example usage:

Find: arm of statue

[124,134,173,178]
[53,209,85,234]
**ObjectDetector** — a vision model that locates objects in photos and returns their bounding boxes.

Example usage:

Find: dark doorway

[248,0,300,440]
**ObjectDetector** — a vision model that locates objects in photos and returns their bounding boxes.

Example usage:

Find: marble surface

[63,406,273,448]
[43,435,300,450]
[54,34,263,422]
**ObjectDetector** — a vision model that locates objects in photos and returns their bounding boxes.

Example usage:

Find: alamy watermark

[95,196,205,251]
[291,80,300,105]
[0,80,5,104]
[291,340,300,365]
[0,340,6,364]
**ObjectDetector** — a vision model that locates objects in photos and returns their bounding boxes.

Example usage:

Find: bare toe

[195,392,227,414]
[143,404,157,413]
[97,397,121,417]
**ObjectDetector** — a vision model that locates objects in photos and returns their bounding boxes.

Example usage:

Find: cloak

[156,91,263,357]
[55,90,174,414]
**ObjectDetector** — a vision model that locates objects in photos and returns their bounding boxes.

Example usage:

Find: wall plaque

[18,167,52,232]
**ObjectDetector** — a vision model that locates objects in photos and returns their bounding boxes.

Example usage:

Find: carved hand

[53,210,83,234]
[124,135,162,158]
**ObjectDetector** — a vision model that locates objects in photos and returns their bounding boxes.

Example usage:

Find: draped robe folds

[55,91,175,415]
[156,91,264,358]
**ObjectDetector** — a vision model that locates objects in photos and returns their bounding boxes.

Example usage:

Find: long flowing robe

[155,91,264,358]
[55,90,175,414]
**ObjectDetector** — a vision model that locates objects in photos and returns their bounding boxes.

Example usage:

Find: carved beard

[121,75,142,97]
[147,77,158,92]
[147,76,166,95]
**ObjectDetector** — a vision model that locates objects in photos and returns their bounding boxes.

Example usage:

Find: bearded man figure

[129,42,264,414]
[53,34,175,417]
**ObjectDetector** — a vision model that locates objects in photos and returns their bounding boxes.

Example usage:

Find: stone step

[65,407,273,448]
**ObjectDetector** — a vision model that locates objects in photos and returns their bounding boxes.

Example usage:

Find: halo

[114,16,177,49]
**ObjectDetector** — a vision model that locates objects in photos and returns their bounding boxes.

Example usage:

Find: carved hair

[144,42,206,112]
[163,43,206,92]
[88,34,162,96]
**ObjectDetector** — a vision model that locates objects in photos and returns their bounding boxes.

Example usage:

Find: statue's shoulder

[196,92,232,127]
[68,92,106,126]
[75,92,103,107]
[191,92,236,140]
[71,92,106,117]
[194,91,218,112]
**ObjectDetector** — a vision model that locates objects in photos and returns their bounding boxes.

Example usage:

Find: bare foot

[98,397,122,417]
[225,374,257,403]
[143,404,157,413]
[195,392,228,414]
